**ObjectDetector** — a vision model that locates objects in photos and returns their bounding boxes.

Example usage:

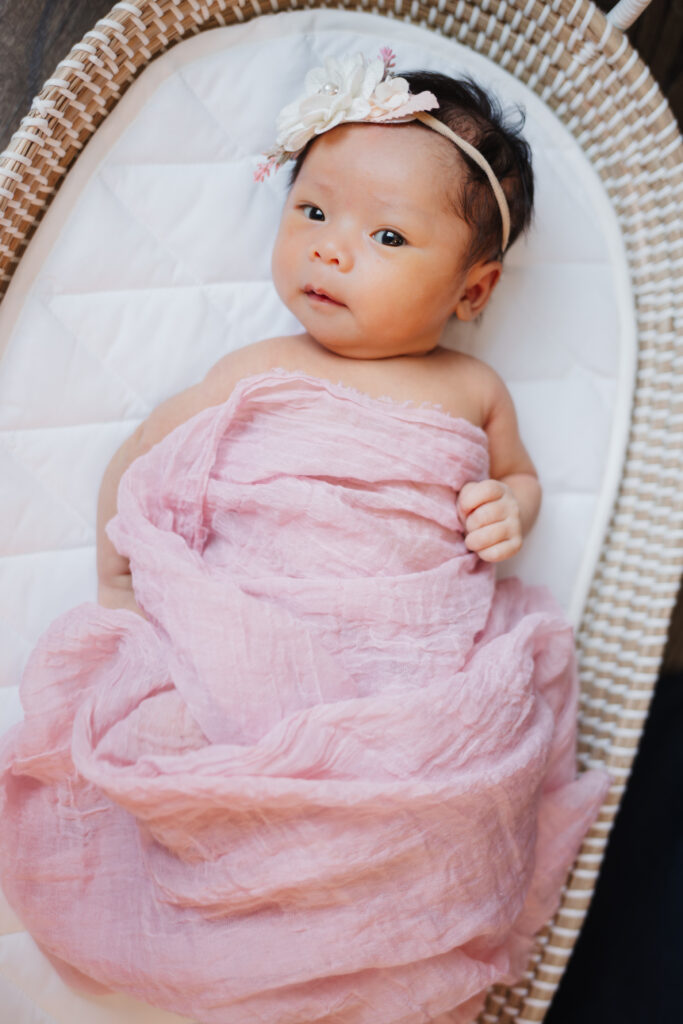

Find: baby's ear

[454,260,502,321]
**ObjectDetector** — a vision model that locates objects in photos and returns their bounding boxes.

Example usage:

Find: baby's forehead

[295,122,463,210]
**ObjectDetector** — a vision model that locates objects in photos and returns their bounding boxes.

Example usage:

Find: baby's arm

[97,376,223,613]
[97,342,275,612]
[457,369,541,563]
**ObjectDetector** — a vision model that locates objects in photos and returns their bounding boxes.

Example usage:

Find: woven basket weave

[1,1,682,1021]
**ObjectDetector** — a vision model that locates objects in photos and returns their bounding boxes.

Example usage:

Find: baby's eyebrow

[298,178,423,218]
[370,194,424,215]
[296,176,332,195]
[361,194,431,223]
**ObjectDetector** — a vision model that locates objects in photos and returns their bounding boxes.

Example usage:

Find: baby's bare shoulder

[204,336,299,394]
[443,349,502,387]
[425,349,505,427]
[134,337,300,453]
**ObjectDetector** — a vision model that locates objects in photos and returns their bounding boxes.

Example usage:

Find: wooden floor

[1,0,682,664]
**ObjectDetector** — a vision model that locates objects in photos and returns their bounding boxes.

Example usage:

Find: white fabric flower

[256,49,439,179]
[272,53,436,157]
[368,75,413,115]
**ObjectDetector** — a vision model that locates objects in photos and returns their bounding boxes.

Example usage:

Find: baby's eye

[371,229,406,248]
[300,204,325,221]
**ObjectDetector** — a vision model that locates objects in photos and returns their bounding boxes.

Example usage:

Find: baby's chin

[281,298,423,360]
[285,316,363,359]
[305,334,370,359]
[321,339,420,361]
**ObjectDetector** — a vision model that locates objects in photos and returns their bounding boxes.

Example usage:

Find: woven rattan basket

[1,1,682,1021]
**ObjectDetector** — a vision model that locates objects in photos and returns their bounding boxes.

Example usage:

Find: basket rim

[0,2,681,1022]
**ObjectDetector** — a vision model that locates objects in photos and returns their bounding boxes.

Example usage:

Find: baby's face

[271,123,476,360]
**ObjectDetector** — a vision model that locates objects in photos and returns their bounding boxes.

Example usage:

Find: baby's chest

[267,343,483,427]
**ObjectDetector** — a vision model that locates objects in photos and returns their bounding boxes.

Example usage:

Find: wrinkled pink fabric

[0,369,611,1024]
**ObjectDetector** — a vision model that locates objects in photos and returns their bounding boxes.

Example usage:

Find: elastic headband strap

[413,111,511,254]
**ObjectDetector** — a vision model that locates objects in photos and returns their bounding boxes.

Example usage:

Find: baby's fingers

[476,538,523,563]
[463,498,508,534]
[458,479,506,518]
[465,521,513,555]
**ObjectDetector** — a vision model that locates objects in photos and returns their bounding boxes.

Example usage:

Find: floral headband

[255,48,511,253]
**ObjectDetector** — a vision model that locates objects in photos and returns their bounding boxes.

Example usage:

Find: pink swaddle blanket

[0,368,611,1024]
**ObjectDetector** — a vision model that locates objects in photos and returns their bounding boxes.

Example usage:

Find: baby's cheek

[271,222,296,295]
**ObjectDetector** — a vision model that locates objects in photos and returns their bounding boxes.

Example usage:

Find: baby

[97,52,539,614]
[1,51,614,1023]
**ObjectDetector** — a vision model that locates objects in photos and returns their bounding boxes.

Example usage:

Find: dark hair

[288,71,534,267]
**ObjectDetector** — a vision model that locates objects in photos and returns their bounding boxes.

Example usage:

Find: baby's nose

[311,236,352,270]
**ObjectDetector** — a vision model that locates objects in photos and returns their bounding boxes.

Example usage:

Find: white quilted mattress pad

[0,10,634,1023]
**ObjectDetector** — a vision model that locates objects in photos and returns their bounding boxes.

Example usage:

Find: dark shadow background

[0,1,682,1021]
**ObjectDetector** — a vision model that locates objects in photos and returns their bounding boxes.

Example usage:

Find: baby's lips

[305,285,345,306]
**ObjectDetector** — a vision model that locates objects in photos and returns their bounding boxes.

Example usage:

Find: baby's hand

[457,479,522,563]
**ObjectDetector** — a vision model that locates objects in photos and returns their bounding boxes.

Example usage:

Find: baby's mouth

[304,286,345,307]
